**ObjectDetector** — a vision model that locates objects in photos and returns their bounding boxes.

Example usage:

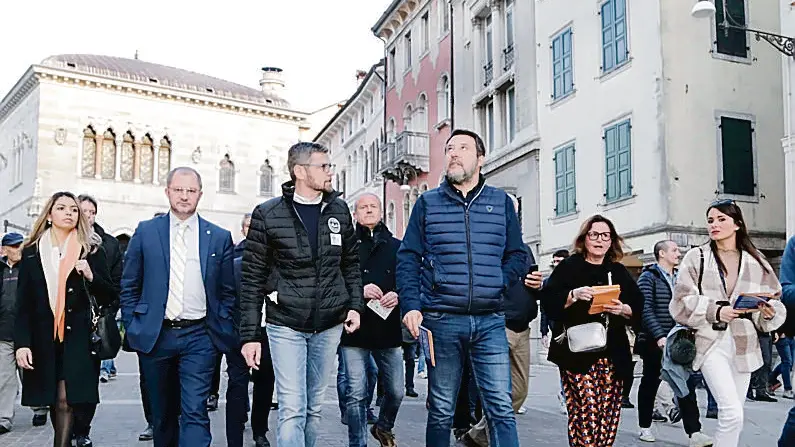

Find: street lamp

[690,0,795,57]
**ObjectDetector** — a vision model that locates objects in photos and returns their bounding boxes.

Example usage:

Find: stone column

[490,1,504,79]
[152,135,161,186]
[93,133,104,179]
[133,140,142,183]
[494,91,506,151]
[115,135,123,180]
[472,18,483,90]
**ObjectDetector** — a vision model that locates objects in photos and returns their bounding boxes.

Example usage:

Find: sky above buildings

[0,0,393,112]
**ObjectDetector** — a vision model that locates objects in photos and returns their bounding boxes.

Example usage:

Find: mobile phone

[529,264,539,273]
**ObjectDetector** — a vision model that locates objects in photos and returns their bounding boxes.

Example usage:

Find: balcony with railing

[483,61,494,87]
[378,131,430,183]
[503,44,514,71]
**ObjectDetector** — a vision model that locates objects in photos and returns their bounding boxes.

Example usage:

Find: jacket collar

[281,181,342,204]
[356,221,391,243]
[93,222,107,237]
[440,174,487,204]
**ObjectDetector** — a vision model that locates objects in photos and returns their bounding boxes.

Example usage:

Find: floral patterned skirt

[560,358,623,447]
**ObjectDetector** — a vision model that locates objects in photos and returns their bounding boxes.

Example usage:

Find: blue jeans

[772,337,795,391]
[780,404,795,446]
[267,323,342,447]
[342,347,404,446]
[336,347,378,417]
[422,312,518,447]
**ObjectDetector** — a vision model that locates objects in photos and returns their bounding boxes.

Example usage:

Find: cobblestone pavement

[1,350,789,446]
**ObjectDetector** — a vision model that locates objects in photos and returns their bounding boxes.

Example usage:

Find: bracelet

[716,306,724,323]
[569,290,577,302]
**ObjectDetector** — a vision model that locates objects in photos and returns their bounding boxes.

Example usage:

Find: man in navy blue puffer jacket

[397,129,528,447]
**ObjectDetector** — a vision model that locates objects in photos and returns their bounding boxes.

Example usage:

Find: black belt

[162,317,205,329]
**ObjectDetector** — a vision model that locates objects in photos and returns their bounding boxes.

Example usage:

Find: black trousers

[638,342,701,435]
[210,354,223,397]
[752,333,774,392]
[402,342,417,391]
[251,327,276,437]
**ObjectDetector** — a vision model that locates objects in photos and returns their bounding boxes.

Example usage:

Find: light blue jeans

[267,323,343,447]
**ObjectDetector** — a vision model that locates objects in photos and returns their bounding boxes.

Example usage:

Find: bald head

[354,193,382,230]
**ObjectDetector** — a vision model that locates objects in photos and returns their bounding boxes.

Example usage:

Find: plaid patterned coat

[670,244,786,373]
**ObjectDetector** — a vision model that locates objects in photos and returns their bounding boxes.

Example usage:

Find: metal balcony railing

[503,44,514,71]
[483,61,494,87]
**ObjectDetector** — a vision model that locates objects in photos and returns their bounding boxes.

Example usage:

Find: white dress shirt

[169,212,207,320]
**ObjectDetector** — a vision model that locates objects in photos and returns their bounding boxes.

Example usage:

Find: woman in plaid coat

[671,200,786,447]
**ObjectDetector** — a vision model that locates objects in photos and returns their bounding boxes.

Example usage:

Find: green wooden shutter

[554,150,566,215]
[617,121,632,198]
[720,116,754,196]
[605,125,618,202]
[564,145,576,213]
[716,0,747,58]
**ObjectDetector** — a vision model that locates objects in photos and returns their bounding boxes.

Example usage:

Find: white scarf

[38,229,70,313]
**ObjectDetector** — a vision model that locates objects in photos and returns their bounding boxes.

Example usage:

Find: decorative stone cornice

[2,64,309,126]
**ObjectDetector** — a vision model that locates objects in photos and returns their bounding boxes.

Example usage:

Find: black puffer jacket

[239,182,364,341]
[94,223,123,300]
[637,264,677,343]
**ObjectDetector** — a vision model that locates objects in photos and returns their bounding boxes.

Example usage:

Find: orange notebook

[589,285,622,315]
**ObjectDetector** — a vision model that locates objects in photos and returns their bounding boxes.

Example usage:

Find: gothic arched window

[219,154,235,193]
[139,134,154,183]
[120,131,135,182]
[81,126,96,178]
[158,136,171,184]
[259,160,273,196]
[387,202,395,233]
[101,129,116,179]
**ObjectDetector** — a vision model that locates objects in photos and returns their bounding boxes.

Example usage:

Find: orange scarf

[54,230,81,342]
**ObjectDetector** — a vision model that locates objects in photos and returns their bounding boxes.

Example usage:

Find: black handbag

[84,279,122,360]
[669,248,704,366]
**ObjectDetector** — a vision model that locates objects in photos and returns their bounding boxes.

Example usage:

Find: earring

[47,220,52,225]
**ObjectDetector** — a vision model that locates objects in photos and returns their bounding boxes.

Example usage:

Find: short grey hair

[287,142,328,181]
[166,167,203,189]
[354,193,381,210]
[241,212,252,227]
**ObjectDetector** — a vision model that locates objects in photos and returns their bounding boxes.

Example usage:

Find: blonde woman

[14,191,115,447]
[671,200,786,447]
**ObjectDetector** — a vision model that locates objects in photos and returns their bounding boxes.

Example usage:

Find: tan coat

[670,244,786,373]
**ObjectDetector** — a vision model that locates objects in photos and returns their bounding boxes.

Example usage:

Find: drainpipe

[449,0,455,129]
[378,34,389,214]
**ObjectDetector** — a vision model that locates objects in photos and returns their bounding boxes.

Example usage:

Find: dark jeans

[623,361,636,402]
[210,354,223,398]
[638,343,702,435]
[780,404,795,446]
[251,328,276,437]
[752,333,774,392]
[772,337,795,391]
[336,346,377,417]
[224,350,251,447]
[402,343,417,391]
[422,312,517,447]
[453,359,481,430]
[342,347,404,446]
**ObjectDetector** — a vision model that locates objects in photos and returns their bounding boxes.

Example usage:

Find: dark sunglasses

[709,199,735,208]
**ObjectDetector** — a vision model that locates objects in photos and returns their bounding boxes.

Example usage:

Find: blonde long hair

[25,191,102,257]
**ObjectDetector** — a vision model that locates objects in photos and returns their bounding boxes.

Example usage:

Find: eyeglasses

[169,187,201,196]
[709,199,735,208]
[301,163,335,173]
[586,231,612,242]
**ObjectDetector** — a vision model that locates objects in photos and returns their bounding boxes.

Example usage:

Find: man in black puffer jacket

[239,142,364,447]
[636,240,711,445]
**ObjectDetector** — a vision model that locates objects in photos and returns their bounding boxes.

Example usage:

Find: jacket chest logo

[486,206,493,213]
[328,217,341,233]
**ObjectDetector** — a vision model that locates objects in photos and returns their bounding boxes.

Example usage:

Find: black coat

[502,246,539,333]
[239,182,364,340]
[637,264,677,343]
[94,223,123,298]
[541,254,643,380]
[14,243,116,406]
[341,223,402,350]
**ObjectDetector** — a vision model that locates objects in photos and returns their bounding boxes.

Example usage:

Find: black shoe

[270,401,279,410]
[455,432,479,447]
[453,428,469,440]
[0,426,9,435]
[254,434,271,447]
[755,392,778,403]
[367,408,378,424]
[621,398,635,409]
[340,413,348,426]
[667,407,682,424]
[706,409,718,419]
[138,425,154,441]
[206,394,219,411]
[32,414,47,427]
[74,435,93,447]
[405,388,419,398]
[370,424,396,447]
[746,390,756,401]
[652,409,667,422]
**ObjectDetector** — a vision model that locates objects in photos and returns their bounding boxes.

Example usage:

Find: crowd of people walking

[2,128,795,447]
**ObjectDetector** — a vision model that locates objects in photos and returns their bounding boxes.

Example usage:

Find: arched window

[416,94,428,133]
[438,75,451,123]
[259,160,273,196]
[158,136,172,184]
[139,134,154,183]
[101,129,116,179]
[351,152,358,188]
[403,192,411,231]
[370,143,378,180]
[120,131,135,182]
[81,126,96,178]
[340,170,347,197]
[219,154,235,193]
[387,118,396,142]
[403,104,413,131]
[363,149,369,183]
[387,201,396,233]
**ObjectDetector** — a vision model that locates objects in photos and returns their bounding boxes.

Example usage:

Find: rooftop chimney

[355,70,367,83]
[260,67,285,94]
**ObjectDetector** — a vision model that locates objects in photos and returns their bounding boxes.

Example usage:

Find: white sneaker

[418,371,427,379]
[517,406,527,414]
[784,390,795,399]
[689,431,713,447]
[557,393,567,414]
[639,427,655,442]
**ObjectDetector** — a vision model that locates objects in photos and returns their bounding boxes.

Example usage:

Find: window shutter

[720,116,754,196]
[601,0,615,72]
